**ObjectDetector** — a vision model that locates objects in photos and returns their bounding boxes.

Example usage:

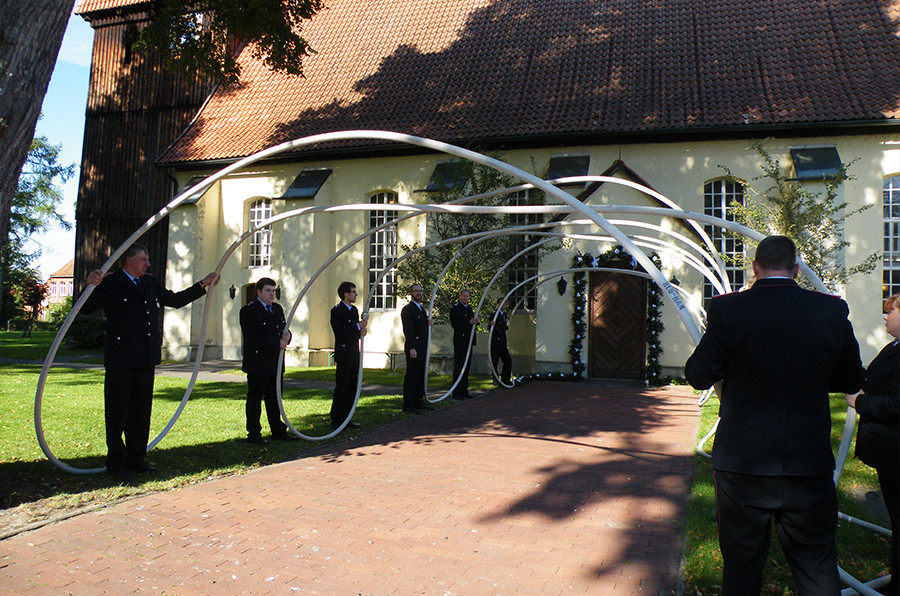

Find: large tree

[0,1,73,256]
[0,0,324,262]
[1,135,74,323]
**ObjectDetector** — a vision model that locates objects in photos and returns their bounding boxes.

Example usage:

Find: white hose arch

[34,130,833,473]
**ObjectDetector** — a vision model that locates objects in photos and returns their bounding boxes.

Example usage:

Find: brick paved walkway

[0,382,699,595]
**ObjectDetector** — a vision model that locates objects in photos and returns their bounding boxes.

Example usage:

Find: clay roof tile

[159,0,900,164]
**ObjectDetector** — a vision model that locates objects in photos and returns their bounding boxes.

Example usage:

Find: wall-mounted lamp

[557,277,568,296]
[669,275,680,287]
[229,284,236,300]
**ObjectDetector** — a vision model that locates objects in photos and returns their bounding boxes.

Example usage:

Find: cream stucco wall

[164,132,894,375]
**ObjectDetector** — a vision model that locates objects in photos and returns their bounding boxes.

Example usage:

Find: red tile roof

[48,259,75,279]
[159,0,900,164]
[75,0,149,14]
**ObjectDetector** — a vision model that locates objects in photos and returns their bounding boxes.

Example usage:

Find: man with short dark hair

[240,277,297,445]
[449,288,479,400]
[401,283,433,412]
[685,235,865,595]
[84,243,219,482]
[330,281,366,430]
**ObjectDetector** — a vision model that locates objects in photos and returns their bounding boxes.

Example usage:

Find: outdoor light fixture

[557,277,568,296]
[229,284,236,299]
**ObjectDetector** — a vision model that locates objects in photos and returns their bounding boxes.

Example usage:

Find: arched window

[884,175,900,298]
[368,192,398,309]
[248,199,272,267]
[703,179,745,303]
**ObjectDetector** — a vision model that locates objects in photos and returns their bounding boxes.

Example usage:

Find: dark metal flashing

[160,119,900,172]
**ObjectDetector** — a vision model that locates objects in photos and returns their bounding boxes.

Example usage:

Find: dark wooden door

[589,270,647,379]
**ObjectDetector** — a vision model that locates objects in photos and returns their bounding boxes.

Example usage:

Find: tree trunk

[0,0,75,245]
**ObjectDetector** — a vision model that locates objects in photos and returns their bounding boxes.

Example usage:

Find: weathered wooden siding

[74,7,213,292]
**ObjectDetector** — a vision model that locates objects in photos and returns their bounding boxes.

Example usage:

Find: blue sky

[31,13,93,279]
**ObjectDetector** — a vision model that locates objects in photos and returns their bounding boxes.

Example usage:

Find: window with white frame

[507,189,542,311]
[248,198,272,267]
[368,192,398,309]
[703,179,745,304]
[884,175,900,298]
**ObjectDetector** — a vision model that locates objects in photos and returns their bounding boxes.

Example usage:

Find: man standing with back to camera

[240,277,298,445]
[685,236,864,595]
[84,243,219,482]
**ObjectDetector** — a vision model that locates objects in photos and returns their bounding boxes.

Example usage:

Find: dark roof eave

[159,118,900,172]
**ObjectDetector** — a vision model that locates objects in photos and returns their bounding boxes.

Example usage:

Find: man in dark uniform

[240,277,297,445]
[329,281,366,430]
[84,243,218,482]
[449,288,479,400]
[401,283,433,412]
[489,298,512,385]
[685,236,864,595]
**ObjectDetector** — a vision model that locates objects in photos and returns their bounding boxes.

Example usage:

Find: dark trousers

[403,352,426,409]
[452,341,470,397]
[491,341,511,384]
[246,374,288,438]
[713,470,840,596]
[104,366,155,471]
[876,465,899,596]
[331,359,359,427]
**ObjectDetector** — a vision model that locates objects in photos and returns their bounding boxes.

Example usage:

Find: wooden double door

[588,268,647,380]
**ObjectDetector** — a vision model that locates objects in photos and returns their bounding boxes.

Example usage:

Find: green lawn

[0,360,494,521]
[0,330,97,361]
[253,364,476,390]
[679,393,892,594]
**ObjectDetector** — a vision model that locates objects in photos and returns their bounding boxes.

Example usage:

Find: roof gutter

[159,118,900,172]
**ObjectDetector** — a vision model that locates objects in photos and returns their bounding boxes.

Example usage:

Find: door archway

[588,264,647,380]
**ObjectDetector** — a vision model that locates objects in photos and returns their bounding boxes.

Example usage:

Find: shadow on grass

[4,375,414,508]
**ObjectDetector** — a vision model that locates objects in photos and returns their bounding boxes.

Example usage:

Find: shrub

[66,312,106,350]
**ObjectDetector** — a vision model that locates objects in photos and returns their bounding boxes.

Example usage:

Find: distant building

[43,259,75,318]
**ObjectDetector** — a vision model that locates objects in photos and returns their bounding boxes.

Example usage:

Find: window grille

[248,199,272,267]
[368,192,398,309]
[703,180,745,304]
[883,176,900,298]
[507,190,541,311]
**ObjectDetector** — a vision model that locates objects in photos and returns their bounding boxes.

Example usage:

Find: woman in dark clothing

[846,293,900,596]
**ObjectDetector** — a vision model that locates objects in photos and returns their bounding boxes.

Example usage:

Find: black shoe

[108,468,133,483]
[128,460,158,473]
[247,436,268,445]
[416,404,434,411]
[272,434,300,441]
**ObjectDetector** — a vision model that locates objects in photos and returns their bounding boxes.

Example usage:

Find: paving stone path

[1,381,700,595]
